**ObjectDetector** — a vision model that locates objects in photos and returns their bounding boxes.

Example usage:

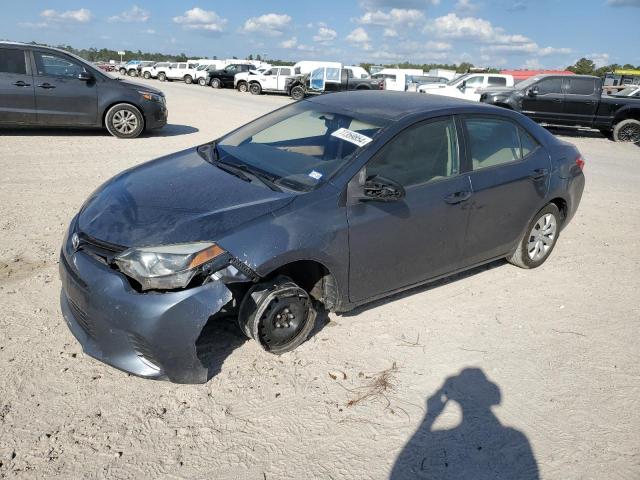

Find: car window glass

[178,63,186,69]
[367,118,460,187]
[567,78,596,95]
[34,52,85,77]
[519,127,540,158]
[465,117,521,170]
[264,69,275,76]
[280,68,291,76]
[488,76,507,87]
[0,48,27,74]
[536,78,563,95]
[326,68,340,82]
[464,76,484,87]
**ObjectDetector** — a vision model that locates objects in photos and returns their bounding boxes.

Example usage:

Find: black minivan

[0,42,167,138]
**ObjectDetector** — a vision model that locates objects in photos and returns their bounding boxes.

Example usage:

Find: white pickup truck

[141,62,170,79]
[156,61,200,84]
[247,66,295,95]
[418,73,515,102]
[234,66,272,92]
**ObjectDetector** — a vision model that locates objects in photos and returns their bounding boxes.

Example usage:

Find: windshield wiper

[227,162,283,192]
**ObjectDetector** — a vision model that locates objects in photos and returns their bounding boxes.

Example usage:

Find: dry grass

[347,362,398,408]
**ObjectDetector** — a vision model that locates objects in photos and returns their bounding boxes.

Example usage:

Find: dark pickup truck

[207,63,253,88]
[480,74,640,142]
[286,67,383,100]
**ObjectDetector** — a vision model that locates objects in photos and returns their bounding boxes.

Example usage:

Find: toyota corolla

[59,91,585,383]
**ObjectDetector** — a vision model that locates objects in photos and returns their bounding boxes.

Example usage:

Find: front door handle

[37,83,56,89]
[444,191,472,204]
[529,168,549,180]
[13,81,31,87]
[552,98,562,103]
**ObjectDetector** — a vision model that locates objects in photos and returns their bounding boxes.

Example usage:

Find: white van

[157,61,200,83]
[419,73,515,101]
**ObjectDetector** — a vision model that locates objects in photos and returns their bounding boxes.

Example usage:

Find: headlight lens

[114,242,225,291]
[138,90,163,103]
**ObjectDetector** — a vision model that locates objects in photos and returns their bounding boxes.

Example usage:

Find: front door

[0,46,36,124]
[347,116,471,302]
[261,69,279,90]
[522,76,565,124]
[461,115,551,265]
[31,49,98,126]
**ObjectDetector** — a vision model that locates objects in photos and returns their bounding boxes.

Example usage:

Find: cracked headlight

[114,242,225,291]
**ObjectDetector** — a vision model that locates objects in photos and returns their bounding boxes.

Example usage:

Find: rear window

[0,48,27,75]
[280,68,291,76]
[488,76,507,87]
[567,78,596,95]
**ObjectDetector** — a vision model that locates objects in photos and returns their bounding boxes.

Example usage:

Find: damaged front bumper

[59,249,233,384]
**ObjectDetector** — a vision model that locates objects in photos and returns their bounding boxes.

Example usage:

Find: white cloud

[346,27,371,50]
[241,13,292,36]
[607,0,640,6]
[426,41,453,51]
[280,37,298,49]
[358,8,425,27]
[359,0,440,9]
[383,28,398,37]
[313,26,338,43]
[488,43,571,56]
[589,52,611,67]
[455,0,479,13]
[143,29,156,35]
[425,13,530,44]
[108,5,150,23]
[40,8,92,23]
[173,8,227,32]
[523,58,542,69]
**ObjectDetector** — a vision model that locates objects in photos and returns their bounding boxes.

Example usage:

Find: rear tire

[105,103,144,139]
[128,69,137,77]
[119,68,126,75]
[143,71,151,79]
[613,119,640,143]
[158,72,166,82]
[237,82,248,93]
[238,276,316,354]
[184,75,193,84]
[507,203,561,269]
[211,78,222,89]
[290,85,305,101]
[198,77,207,86]
[249,83,262,95]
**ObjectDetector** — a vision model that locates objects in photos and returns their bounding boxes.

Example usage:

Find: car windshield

[447,74,469,86]
[515,76,544,90]
[216,101,387,192]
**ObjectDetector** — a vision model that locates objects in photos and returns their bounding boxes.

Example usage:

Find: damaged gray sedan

[60,91,585,383]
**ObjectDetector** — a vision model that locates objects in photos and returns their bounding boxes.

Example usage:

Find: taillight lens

[575,156,585,170]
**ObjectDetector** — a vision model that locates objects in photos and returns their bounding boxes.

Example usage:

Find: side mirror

[528,86,539,97]
[458,80,467,91]
[78,71,93,82]
[357,175,405,202]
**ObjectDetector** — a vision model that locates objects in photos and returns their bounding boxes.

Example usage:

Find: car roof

[306,90,497,121]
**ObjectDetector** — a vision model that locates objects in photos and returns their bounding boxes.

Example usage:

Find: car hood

[116,78,164,95]
[78,148,294,247]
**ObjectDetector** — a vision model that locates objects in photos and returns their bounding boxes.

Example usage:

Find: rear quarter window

[0,48,27,75]
[567,78,596,95]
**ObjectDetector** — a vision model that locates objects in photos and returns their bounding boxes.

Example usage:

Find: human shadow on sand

[391,368,539,480]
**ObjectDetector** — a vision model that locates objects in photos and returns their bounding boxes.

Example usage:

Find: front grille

[68,297,97,340]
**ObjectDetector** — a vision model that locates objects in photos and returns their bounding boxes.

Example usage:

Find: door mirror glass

[78,71,93,81]
[458,80,467,91]
[358,175,406,202]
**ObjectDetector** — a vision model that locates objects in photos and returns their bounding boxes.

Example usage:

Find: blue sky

[2,0,639,68]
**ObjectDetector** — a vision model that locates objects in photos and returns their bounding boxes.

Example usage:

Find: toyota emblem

[72,233,80,251]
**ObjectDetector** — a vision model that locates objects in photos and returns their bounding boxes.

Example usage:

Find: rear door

[562,77,599,126]
[461,115,551,265]
[0,46,36,124]
[31,49,98,126]
[521,77,565,123]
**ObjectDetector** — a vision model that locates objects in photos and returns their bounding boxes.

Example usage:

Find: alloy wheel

[527,213,557,261]
[112,110,138,135]
[617,123,640,143]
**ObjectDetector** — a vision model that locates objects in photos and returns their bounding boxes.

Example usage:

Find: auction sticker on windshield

[331,128,373,148]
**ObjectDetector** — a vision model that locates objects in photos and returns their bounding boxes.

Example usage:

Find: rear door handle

[13,81,31,87]
[444,191,472,204]
[552,98,562,103]
[529,168,549,180]
[37,83,56,89]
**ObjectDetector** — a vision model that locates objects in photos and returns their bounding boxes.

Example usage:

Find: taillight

[575,156,585,170]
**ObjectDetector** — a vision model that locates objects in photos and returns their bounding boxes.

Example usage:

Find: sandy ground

[0,78,639,480]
